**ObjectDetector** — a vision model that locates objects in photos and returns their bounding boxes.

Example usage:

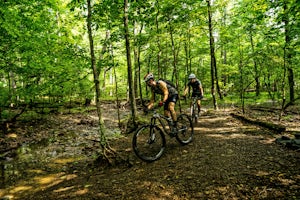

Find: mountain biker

[183,73,204,115]
[144,73,179,128]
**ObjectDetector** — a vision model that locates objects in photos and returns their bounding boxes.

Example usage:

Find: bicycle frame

[191,97,197,114]
[150,111,172,135]
[190,97,201,123]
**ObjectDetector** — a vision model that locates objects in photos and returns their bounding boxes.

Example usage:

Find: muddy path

[0,106,300,199]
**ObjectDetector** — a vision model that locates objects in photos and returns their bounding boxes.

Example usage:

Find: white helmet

[188,73,196,79]
[144,73,154,82]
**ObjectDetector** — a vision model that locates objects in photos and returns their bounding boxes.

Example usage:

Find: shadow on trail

[1,110,299,200]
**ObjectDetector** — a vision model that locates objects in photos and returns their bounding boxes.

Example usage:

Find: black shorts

[164,94,178,110]
[192,93,203,99]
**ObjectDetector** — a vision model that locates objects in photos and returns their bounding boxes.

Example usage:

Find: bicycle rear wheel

[132,125,166,162]
[176,114,194,145]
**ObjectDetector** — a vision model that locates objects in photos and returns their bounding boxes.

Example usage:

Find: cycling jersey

[188,79,203,96]
[152,80,178,97]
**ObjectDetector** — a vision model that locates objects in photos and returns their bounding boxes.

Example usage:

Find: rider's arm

[199,82,204,96]
[183,86,189,96]
[147,90,155,109]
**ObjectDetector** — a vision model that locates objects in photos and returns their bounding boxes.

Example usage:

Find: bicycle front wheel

[132,125,166,162]
[176,114,194,145]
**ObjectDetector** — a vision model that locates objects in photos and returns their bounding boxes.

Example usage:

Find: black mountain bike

[132,107,194,162]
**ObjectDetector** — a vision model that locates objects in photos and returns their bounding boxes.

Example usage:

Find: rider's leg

[189,100,193,115]
[197,99,201,114]
[168,102,177,124]
[163,102,172,119]
[164,110,171,118]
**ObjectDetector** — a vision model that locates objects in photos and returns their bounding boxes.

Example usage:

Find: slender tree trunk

[168,21,182,111]
[86,0,106,146]
[280,1,295,117]
[237,35,245,114]
[249,29,260,96]
[221,7,228,89]
[207,0,218,110]
[283,2,294,105]
[214,59,223,100]
[100,31,110,89]
[155,0,162,77]
[133,21,139,98]
[169,23,176,83]
[133,18,143,100]
[110,45,121,126]
[184,39,190,91]
[124,0,136,126]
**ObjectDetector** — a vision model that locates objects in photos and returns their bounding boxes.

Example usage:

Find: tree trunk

[86,0,106,146]
[281,1,295,117]
[207,0,218,110]
[110,46,121,126]
[155,0,162,77]
[133,17,143,100]
[124,0,137,126]
[237,35,245,114]
[249,29,260,96]
[283,1,295,104]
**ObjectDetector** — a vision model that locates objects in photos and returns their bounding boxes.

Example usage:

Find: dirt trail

[1,108,300,200]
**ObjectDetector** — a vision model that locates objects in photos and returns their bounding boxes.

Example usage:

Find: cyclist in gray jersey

[144,73,178,126]
[183,73,204,115]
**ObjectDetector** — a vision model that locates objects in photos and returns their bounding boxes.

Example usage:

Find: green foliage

[0,0,299,121]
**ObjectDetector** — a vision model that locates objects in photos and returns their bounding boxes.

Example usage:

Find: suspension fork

[150,116,157,126]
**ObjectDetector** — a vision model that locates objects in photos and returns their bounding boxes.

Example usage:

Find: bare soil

[1,104,300,200]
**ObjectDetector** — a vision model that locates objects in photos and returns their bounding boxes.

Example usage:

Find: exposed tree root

[95,142,133,167]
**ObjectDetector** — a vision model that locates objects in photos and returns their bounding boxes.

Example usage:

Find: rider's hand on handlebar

[158,101,164,107]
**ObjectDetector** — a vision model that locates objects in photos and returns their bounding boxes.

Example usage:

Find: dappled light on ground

[1,107,299,199]
[0,172,80,199]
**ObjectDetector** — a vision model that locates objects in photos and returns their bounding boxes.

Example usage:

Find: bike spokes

[176,114,194,145]
[132,125,166,162]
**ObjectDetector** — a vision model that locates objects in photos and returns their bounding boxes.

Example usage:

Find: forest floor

[0,102,300,200]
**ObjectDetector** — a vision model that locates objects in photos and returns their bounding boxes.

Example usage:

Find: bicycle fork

[147,117,157,143]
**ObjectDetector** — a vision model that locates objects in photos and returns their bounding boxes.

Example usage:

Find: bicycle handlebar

[143,105,162,115]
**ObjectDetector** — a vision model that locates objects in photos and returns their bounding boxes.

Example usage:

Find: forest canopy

[0,0,299,117]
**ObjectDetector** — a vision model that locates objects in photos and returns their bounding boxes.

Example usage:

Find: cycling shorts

[164,94,178,110]
[192,93,203,99]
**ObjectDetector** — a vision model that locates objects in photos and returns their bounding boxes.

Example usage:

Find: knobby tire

[132,124,166,162]
[176,114,194,145]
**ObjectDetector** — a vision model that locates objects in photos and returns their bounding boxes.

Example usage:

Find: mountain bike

[132,107,194,162]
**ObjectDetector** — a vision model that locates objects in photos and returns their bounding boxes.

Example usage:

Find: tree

[124,0,137,128]
[207,0,218,110]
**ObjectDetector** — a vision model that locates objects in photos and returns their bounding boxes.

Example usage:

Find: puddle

[0,128,102,191]
[0,110,124,199]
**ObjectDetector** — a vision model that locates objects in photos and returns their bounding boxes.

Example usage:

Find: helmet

[144,73,154,82]
[188,73,196,79]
